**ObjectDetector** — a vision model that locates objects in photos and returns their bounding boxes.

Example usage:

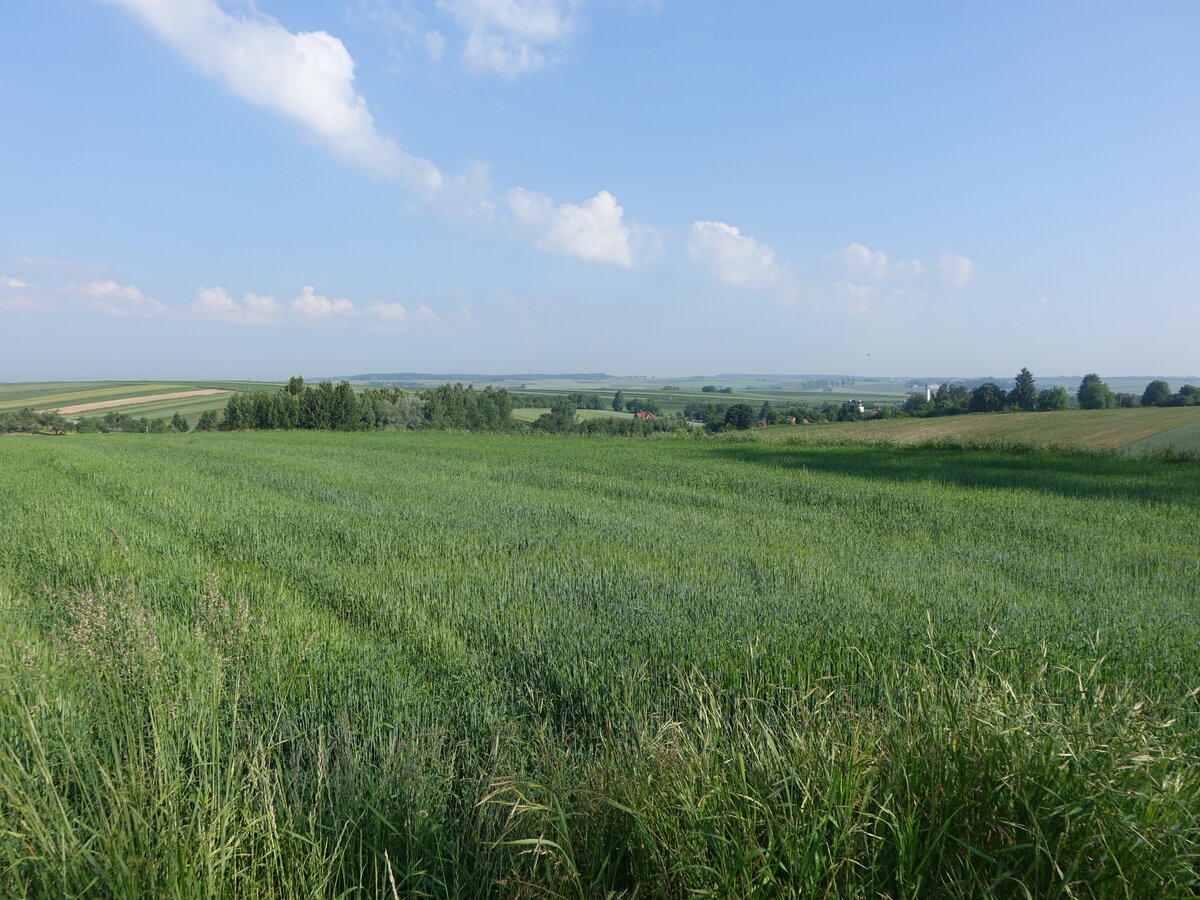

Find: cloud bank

[1,268,467,330]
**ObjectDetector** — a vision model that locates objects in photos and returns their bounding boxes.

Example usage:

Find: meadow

[1,430,1197,897]
[761,406,1200,453]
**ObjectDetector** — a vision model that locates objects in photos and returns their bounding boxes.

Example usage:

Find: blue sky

[1,0,1197,380]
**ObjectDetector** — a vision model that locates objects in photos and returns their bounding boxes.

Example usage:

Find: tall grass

[1,432,1197,897]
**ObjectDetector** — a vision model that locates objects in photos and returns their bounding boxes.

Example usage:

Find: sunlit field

[2,431,1197,897]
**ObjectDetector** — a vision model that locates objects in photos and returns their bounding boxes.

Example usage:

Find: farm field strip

[0,380,285,413]
[0,382,185,410]
[43,388,232,415]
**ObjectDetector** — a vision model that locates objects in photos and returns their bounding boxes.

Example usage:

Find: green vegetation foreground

[1,432,1198,898]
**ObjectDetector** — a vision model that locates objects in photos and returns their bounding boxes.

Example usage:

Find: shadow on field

[704,442,1199,505]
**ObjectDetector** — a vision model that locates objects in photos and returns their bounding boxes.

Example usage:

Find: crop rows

[1,432,1197,897]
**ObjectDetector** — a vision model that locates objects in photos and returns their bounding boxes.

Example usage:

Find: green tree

[195,409,219,431]
[932,384,969,415]
[170,412,189,432]
[219,393,255,430]
[1010,367,1037,411]
[611,390,625,412]
[724,403,755,430]
[285,375,305,396]
[534,397,577,432]
[1174,384,1200,406]
[969,382,1006,413]
[330,381,363,431]
[1036,386,1070,411]
[1141,380,1171,407]
[1077,374,1115,410]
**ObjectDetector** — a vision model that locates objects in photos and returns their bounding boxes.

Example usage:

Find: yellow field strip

[42,390,233,415]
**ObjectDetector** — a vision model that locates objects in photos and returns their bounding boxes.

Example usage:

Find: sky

[1,0,1198,381]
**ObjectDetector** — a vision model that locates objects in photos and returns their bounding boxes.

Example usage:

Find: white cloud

[104,0,445,193]
[505,188,650,267]
[836,242,923,282]
[688,220,786,290]
[365,301,408,320]
[937,253,975,287]
[355,1,447,64]
[0,277,38,310]
[190,285,281,323]
[290,285,357,318]
[437,0,578,77]
[71,279,169,317]
[413,304,443,324]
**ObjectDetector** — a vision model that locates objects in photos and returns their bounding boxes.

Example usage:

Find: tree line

[200,378,514,432]
[0,408,69,434]
[900,370,1199,418]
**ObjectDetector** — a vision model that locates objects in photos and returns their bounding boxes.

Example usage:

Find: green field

[1,431,1197,897]
[1120,418,1200,456]
[759,406,1200,452]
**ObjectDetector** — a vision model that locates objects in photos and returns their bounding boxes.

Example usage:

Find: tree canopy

[1077,374,1116,410]
[1141,380,1172,407]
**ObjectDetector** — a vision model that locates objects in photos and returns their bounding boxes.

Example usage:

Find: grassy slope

[1,432,1197,897]
[758,406,1200,450]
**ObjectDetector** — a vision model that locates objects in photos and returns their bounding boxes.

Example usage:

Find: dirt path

[42,389,233,415]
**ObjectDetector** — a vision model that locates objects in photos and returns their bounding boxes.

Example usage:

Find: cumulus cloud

[71,279,170,317]
[1,276,28,289]
[437,0,578,77]
[937,253,975,287]
[190,285,281,324]
[103,0,445,192]
[836,242,923,281]
[290,285,357,318]
[688,220,787,290]
[505,188,652,267]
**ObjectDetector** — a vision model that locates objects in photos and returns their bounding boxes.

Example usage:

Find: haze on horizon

[1,1,1197,382]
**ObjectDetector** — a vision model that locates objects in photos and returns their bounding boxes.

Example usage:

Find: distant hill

[324,373,615,382]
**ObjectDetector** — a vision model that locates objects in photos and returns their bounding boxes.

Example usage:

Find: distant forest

[901,370,1199,418]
